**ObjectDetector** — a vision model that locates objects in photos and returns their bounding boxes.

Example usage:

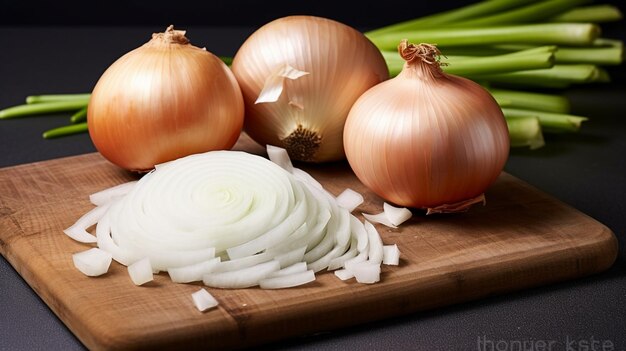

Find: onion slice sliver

[266,145,294,173]
[269,262,308,277]
[362,212,397,229]
[89,181,138,206]
[383,203,412,226]
[203,260,280,289]
[350,262,381,284]
[168,257,221,283]
[383,244,401,266]
[72,248,112,277]
[364,221,384,265]
[260,270,316,289]
[192,289,219,312]
[63,204,110,243]
[334,268,354,281]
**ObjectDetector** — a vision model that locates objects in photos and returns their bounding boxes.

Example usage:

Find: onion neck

[397,40,445,81]
[149,25,190,46]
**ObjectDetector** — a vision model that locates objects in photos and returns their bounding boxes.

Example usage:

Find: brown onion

[231,16,389,162]
[88,26,244,171]
[343,41,509,212]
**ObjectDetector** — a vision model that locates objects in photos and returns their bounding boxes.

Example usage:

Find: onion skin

[344,42,509,210]
[231,16,389,162]
[88,26,244,171]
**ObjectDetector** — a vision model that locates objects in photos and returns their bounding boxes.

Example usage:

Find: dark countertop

[1,26,625,351]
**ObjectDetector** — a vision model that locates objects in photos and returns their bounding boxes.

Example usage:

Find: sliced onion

[266,145,294,173]
[191,289,219,312]
[213,252,272,273]
[350,262,381,284]
[383,244,400,266]
[63,204,110,243]
[383,203,412,226]
[89,181,138,206]
[128,257,153,286]
[362,212,397,229]
[203,260,280,289]
[364,221,383,265]
[272,246,306,268]
[72,248,112,277]
[334,268,354,281]
[259,270,316,289]
[335,188,364,213]
[168,257,221,283]
[269,262,308,277]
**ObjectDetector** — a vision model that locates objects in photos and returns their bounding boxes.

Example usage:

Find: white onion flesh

[259,269,316,289]
[350,262,381,284]
[192,289,219,312]
[335,188,364,213]
[383,203,413,226]
[63,204,110,243]
[383,244,400,266]
[128,257,153,286]
[67,146,400,294]
[362,212,397,229]
[266,145,294,173]
[334,268,354,281]
[72,248,112,277]
[89,181,138,206]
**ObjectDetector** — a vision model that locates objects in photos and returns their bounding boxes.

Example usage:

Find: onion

[88,25,244,171]
[362,202,412,228]
[344,41,509,211]
[191,289,219,312]
[66,146,401,291]
[231,16,389,162]
[383,244,400,266]
[72,248,112,277]
[335,188,364,213]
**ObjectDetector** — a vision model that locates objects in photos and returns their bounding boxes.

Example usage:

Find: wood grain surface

[0,134,618,350]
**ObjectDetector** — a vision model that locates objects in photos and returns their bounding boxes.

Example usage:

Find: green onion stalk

[0,0,623,148]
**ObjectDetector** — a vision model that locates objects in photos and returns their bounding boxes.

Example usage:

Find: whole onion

[88,26,244,171]
[231,16,389,162]
[344,41,510,212]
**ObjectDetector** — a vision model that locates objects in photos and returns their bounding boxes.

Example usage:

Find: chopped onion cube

[383,203,412,226]
[203,260,280,289]
[128,257,153,286]
[259,270,315,289]
[192,289,219,312]
[334,269,354,281]
[72,248,112,277]
[383,244,400,265]
[89,181,137,206]
[335,188,364,213]
[266,145,294,173]
[350,262,381,284]
[168,257,221,283]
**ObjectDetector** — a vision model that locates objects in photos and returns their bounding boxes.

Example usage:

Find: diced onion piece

[362,212,397,229]
[335,188,364,213]
[269,262,308,277]
[259,270,315,289]
[364,221,383,265]
[63,204,110,243]
[203,260,280,289]
[128,257,153,286]
[89,181,138,206]
[383,202,412,226]
[168,257,221,283]
[266,145,294,173]
[334,268,354,281]
[350,262,381,284]
[191,289,219,312]
[72,248,112,277]
[383,244,400,266]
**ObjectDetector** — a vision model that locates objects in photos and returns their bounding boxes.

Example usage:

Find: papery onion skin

[344,42,509,209]
[88,26,244,171]
[231,16,389,162]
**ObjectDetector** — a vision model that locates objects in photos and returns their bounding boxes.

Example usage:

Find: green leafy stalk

[549,4,623,23]
[555,46,624,66]
[369,23,600,51]
[26,94,91,104]
[450,0,592,27]
[70,107,88,123]
[365,0,538,37]
[489,88,570,113]
[471,64,603,88]
[502,107,587,132]
[0,100,89,119]
[42,122,88,139]
[505,116,545,149]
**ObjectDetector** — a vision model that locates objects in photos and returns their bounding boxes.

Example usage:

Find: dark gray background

[1,2,625,350]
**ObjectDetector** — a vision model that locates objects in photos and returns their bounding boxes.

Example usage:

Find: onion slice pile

[64,146,403,295]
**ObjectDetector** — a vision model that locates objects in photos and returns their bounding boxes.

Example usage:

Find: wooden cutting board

[0,134,617,350]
